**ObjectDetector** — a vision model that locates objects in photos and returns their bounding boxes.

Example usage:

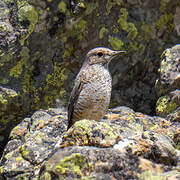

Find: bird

[67,47,125,129]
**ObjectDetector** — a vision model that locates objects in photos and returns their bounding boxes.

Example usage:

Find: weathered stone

[155,45,180,97]
[156,90,179,117]
[0,86,24,157]
[167,107,180,122]
[155,44,180,121]
[0,106,179,179]
[0,0,179,122]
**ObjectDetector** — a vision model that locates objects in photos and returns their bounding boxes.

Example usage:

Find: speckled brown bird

[67,47,125,129]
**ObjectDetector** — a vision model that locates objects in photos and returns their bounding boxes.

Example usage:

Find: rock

[167,107,180,122]
[0,86,24,158]
[174,6,180,36]
[156,90,179,117]
[0,0,180,178]
[0,0,179,119]
[155,45,180,121]
[155,45,180,97]
[0,106,179,179]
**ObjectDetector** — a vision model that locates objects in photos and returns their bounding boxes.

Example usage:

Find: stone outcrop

[0,86,24,157]
[0,106,179,179]
[0,0,180,179]
[0,0,179,116]
[155,45,180,119]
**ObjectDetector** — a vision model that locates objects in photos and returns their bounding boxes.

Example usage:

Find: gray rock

[0,106,179,179]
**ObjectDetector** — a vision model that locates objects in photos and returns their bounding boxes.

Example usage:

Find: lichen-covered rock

[155,45,180,120]
[0,0,179,122]
[0,106,179,179]
[0,86,24,157]
[167,107,180,122]
[155,45,180,97]
[39,146,170,180]
[156,90,179,117]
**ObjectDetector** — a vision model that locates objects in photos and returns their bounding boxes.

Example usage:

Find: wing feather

[67,76,83,129]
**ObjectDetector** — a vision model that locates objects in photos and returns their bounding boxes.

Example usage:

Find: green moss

[56,153,93,176]
[9,60,23,78]
[99,27,109,39]
[118,8,138,40]
[156,96,178,116]
[18,3,38,45]
[156,14,174,33]
[58,1,66,13]
[108,36,124,50]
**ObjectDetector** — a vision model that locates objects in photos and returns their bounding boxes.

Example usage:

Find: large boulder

[0,106,179,179]
[155,45,180,120]
[0,0,179,117]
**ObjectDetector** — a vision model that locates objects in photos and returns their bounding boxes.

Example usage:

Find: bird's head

[85,47,125,67]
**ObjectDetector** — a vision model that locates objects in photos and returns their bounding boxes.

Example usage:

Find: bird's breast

[79,65,112,104]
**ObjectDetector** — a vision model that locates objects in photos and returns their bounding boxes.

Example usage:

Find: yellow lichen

[9,60,23,78]
[21,145,29,158]
[16,156,23,162]
[106,0,123,15]
[18,3,39,45]
[0,166,3,174]
[58,1,66,13]
[118,8,138,40]
[108,36,124,50]
[56,153,93,176]
[99,27,109,39]
[156,14,174,33]
[156,96,178,116]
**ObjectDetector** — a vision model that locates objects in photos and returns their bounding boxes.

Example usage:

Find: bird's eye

[97,52,103,57]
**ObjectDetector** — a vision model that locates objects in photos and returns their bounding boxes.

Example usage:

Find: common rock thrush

[67,47,125,129]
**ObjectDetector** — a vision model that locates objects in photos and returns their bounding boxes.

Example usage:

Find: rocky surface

[0,106,180,179]
[0,0,179,117]
[0,86,24,157]
[0,0,180,179]
[155,45,180,119]
[1,0,180,160]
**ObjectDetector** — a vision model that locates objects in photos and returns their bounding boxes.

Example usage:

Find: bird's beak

[110,50,126,60]
[112,50,126,56]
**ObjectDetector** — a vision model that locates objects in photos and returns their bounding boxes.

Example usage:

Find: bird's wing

[67,74,84,129]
